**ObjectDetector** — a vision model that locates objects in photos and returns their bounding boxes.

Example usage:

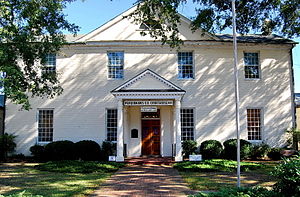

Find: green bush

[271,156,300,197]
[182,140,197,158]
[268,147,283,160]
[223,139,252,160]
[100,141,116,161]
[35,160,125,173]
[75,140,101,161]
[0,133,17,160]
[200,140,223,159]
[44,140,75,161]
[193,187,279,197]
[250,143,271,160]
[30,145,45,161]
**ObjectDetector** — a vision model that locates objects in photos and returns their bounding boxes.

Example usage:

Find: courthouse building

[5,7,297,161]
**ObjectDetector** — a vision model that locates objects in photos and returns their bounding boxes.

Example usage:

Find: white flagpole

[232,0,241,187]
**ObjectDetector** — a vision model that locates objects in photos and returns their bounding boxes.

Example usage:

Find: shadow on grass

[0,163,112,196]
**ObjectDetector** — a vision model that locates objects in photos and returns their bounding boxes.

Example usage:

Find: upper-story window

[244,52,259,79]
[178,52,194,79]
[43,54,56,73]
[139,19,162,30]
[108,52,124,79]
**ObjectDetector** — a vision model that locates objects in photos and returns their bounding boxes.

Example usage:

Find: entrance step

[124,157,174,165]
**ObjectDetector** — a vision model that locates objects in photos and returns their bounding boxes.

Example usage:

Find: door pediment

[111,69,185,93]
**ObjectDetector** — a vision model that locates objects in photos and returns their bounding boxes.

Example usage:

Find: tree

[129,0,299,47]
[0,0,79,110]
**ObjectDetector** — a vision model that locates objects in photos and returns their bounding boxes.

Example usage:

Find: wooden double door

[142,120,160,156]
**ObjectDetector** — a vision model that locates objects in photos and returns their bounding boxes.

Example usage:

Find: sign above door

[124,100,173,106]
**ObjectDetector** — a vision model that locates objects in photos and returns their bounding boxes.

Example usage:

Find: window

[247,108,262,140]
[43,54,56,73]
[178,52,194,79]
[180,108,194,141]
[107,52,124,79]
[106,109,117,142]
[139,19,162,30]
[38,109,54,142]
[244,52,259,79]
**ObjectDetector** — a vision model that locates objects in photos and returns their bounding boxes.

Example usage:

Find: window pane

[244,53,259,79]
[38,109,54,142]
[108,52,124,79]
[43,54,56,73]
[180,108,194,141]
[247,108,262,140]
[178,52,194,79]
[106,109,117,141]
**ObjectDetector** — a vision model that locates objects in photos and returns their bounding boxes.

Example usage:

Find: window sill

[248,140,263,144]
[37,141,52,145]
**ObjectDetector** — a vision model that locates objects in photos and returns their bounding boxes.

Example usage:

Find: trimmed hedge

[44,140,76,161]
[249,143,271,160]
[182,140,197,158]
[100,141,116,161]
[223,139,252,160]
[200,140,223,159]
[30,145,45,161]
[75,140,101,161]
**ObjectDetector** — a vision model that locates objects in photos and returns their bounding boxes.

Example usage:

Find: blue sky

[63,0,300,93]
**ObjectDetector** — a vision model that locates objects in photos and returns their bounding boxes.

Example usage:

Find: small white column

[174,99,183,161]
[116,99,124,162]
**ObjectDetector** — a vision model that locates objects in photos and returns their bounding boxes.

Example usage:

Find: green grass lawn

[0,161,124,197]
[175,160,279,191]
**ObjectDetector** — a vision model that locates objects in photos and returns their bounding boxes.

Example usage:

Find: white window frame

[37,108,54,144]
[178,51,195,80]
[106,108,118,142]
[107,51,124,80]
[180,108,195,141]
[246,107,263,142]
[244,52,260,80]
[42,54,56,73]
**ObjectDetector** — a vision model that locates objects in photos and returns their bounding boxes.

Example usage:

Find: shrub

[223,139,252,160]
[249,143,271,160]
[0,133,17,160]
[193,186,279,197]
[75,140,101,161]
[44,140,75,161]
[271,156,300,197]
[268,147,283,160]
[100,141,116,161]
[200,140,223,159]
[30,145,45,161]
[182,140,197,158]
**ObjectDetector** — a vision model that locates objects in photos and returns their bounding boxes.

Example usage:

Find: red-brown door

[142,120,160,156]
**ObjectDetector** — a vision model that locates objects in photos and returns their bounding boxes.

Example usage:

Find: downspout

[289,44,296,129]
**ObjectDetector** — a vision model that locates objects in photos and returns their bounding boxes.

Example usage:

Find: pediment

[111,69,185,93]
[76,6,219,43]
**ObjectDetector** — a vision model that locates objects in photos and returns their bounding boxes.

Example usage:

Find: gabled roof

[111,69,185,93]
[75,5,219,43]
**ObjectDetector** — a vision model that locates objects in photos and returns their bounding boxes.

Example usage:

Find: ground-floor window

[38,109,54,142]
[106,109,117,142]
[247,108,262,140]
[180,108,194,141]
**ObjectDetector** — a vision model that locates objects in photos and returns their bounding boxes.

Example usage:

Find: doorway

[141,111,160,156]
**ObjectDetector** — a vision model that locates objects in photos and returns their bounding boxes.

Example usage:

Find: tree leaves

[0,0,79,110]
[130,0,299,48]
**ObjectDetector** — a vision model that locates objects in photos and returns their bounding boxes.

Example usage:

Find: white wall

[5,42,294,155]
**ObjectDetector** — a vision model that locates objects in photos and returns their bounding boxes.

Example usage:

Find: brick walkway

[90,164,195,197]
